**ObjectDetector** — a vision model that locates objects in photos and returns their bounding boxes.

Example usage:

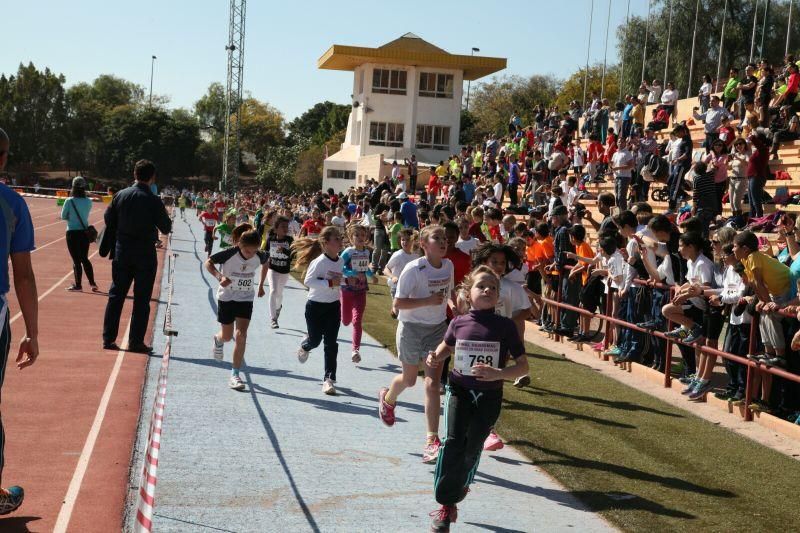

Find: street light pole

[149,55,157,107]
[466,47,479,112]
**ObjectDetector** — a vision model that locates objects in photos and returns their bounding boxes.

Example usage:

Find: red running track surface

[0,197,166,532]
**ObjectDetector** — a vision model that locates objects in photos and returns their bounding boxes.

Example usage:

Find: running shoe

[681,379,699,395]
[604,345,622,356]
[513,374,531,388]
[422,438,441,464]
[322,378,336,395]
[212,336,224,361]
[688,380,713,400]
[297,345,310,364]
[483,431,504,451]
[270,319,279,329]
[429,504,457,533]
[228,375,245,391]
[0,486,24,515]
[682,325,705,344]
[764,356,787,368]
[664,326,688,339]
[378,387,396,426]
[351,350,361,364]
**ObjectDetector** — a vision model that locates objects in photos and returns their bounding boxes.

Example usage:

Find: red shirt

[445,248,471,319]
[787,72,799,94]
[301,219,325,237]
[200,211,219,233]
[214,200,226,216]
[587,141,603,163]
[489,225,503,244]
[468,222,486,242]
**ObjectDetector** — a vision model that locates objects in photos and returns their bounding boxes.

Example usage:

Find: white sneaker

[297,346,309,364]
[322,378,336,395]
[212,336,224,361]
[229,375,245,391]
[351,350,361,364]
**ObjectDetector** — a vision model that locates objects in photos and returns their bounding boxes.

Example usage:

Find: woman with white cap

[60,176,99,292]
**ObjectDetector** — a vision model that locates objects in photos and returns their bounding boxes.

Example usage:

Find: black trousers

[409,174,417,194]
[723,323,749,396]
[204,230,214,256]
[508,183,518,206]
[434,382,502,506]
[66,230,96,287]
[102,252,157,346]
[0,300,11,484]
[302,300,341,381]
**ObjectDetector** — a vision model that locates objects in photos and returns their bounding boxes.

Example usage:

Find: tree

[459,109,477,145]
[0,62,68,167]
[255,137,310,192]
[468,75,560,137]
[555,64,620,109]
[238,97,284,157]
[616,0,800,98]
[194,82,226,136]
[287,101,350,145]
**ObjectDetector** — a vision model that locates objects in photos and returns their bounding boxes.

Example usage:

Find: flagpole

[687,0,701,98]
[600,0,612,100]
[641,0,651,84]
[664,0,674,84]
[715,0,728,92]
[582,0,595,108]
[619,0,631,101]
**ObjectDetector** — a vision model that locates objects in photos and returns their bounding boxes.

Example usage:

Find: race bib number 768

[454,339,501,374]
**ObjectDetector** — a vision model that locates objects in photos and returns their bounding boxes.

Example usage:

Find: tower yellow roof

[318,33,506,81]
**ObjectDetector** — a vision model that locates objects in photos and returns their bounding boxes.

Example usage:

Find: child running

[378,225,454,464]
[199,205,219,257]
[261,215,293,329]
[205,226,268,391]
[340,224,374,363]
[294,226,344,395]
[214,211,237,250]
[426,265,528,532]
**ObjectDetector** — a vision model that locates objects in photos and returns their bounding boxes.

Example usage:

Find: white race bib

[454,340,501,374]
[230,272,255,293]
[352,257,370,272]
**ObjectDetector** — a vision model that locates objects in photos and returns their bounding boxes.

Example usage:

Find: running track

[0,197,167,532]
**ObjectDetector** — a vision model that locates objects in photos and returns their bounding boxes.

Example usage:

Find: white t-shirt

[396,257,454,324]
[605,251,626,291]
[656,250,677,286]
[504,264,528,285]
[686,254,715,310]
[496,277,531,318]
[493,182,503,202]
[304,253,343,303]
[331,215,346,227]
[456,237,479,257]
[209,247,268,303]
[612,149,634,178]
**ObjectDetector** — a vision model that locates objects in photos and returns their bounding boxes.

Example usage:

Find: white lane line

[52,322,130,533]
[9,250,101,325]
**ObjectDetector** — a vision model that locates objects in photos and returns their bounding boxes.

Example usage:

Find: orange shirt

[575,241,594,284]
[532,236,555,274]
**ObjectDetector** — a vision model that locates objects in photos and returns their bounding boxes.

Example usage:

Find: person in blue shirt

[0,127,39,516]
[508,155,521,206]
[61,176,99,292]
[398,192,419,229]
[462,175,476,204]
[622,95,634,139]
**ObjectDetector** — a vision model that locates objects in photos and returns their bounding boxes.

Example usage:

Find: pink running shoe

[483,430,504,451]
[429,504,457,532]
[378,388,396,426]
[422,437,441,464]
[592,342,605,351]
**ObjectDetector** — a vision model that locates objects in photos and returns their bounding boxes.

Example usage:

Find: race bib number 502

[454,339,501,374]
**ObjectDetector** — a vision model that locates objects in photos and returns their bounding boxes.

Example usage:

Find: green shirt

[389,222,403,250]
[723,78,739,99]
[215,223,233,248]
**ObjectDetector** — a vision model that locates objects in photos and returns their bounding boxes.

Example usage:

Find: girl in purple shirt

[425,266,528,532]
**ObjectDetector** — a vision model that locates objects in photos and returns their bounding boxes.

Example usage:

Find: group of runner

[183,189,531,532]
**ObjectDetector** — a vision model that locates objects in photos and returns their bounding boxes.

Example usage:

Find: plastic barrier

[133,226,177,533]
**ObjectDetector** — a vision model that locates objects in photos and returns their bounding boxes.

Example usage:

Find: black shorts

[217,300,254,325]
[704,307,724,341]
[527,270,542,295]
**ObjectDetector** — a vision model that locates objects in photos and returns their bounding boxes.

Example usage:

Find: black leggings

[66,230,96,287]
[302,300,341,381]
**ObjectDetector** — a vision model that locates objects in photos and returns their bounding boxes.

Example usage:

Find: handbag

[69,199,98,242]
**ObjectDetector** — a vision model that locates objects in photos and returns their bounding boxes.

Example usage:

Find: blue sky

[3,0,647,119]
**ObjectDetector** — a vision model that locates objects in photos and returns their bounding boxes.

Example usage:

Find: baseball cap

[550,205,568,217]
[72,176,86,188]
[397,192,408,200]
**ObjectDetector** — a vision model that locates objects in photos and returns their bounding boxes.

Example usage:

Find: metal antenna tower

[222,0,246,192]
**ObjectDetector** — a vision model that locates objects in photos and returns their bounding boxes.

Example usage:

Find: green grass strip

[358,280,800,532]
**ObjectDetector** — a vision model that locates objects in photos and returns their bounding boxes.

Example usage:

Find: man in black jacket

[102,159,172,353]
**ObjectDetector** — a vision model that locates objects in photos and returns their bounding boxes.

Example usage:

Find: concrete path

[126,214,614,533]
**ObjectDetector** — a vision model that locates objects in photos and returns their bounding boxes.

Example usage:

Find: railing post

[744,313,759,422]
[554,269,563,342]
[602,285,614,361]
[663,286,675,388]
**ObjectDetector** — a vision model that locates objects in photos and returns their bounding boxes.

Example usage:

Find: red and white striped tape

[133,340,172,532]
